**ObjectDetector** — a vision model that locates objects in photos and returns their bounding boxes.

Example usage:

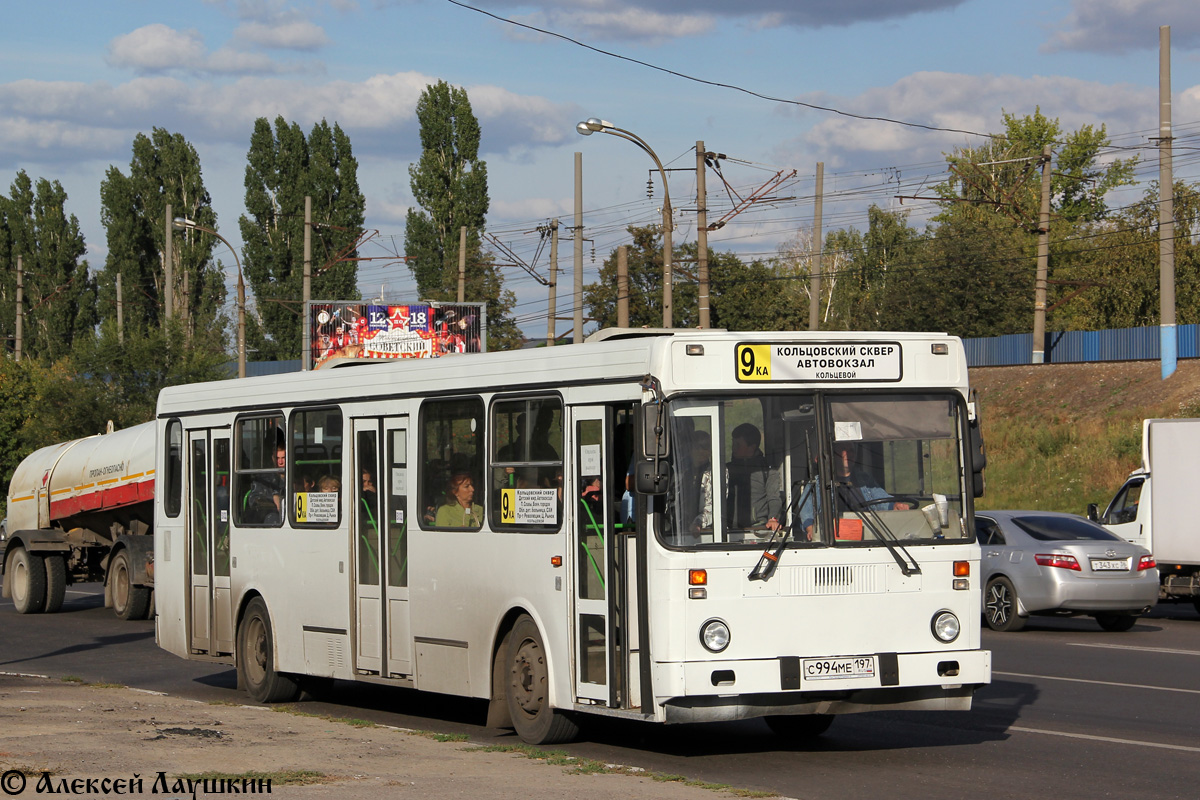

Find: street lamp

[577,118,674,329]
[172,217,246,379]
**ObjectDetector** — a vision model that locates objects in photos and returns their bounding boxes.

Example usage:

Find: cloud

[1043,0,1200,54]
[234,20,331,50]
[777,72,1156,169]
[107,24,209,72]
[477,0,964,42]
[0,72,581,165]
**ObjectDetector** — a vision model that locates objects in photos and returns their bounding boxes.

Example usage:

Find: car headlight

[700,618,731,653]
[932,611,960,643]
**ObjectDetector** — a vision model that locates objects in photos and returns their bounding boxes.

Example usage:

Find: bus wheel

[8,547,47,614]
[44,555,67,614]
[505,615,578,745]
[765,714,835,740]
[110,550,151,621]
[237,597,300,703]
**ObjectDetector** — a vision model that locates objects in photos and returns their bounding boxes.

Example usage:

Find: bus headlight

[931,611,960,643]
[700,619,731,653]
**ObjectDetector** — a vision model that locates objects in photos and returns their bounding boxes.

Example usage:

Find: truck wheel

[8,547,47,614]
[983,577,1027,632]
[44,555,67,614]
[110,550,151,621]
[237,597,300,703]
[505,614,579,744]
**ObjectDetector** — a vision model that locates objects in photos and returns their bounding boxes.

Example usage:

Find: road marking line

[1008,725,1200,753]
[1067,642,1200,657]
[996,670,1200,695]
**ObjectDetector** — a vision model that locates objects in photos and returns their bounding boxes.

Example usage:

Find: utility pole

[303,195,312,370]
[1032,144,1052,364]
[163,204,173,323]
[618,245,630,328]
[547,219,559,346]
[697,141,710,328]
[457,226,467,303]
[1159,24,1177,380]
[808,163,824,331]
[574,152,584,344]
[15,255,23,362]
[117,273,124,344]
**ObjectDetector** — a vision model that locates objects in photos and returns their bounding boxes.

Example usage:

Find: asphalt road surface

[3,583,1198,800]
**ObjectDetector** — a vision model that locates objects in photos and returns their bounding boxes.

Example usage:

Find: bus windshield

[663,392,970,550]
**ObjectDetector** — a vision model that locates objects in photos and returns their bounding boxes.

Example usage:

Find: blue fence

[964,324,1200,367]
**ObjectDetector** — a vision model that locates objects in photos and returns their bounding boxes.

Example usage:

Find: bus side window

[290,408,343,528]
[233,415,285,527]
[164,419,183,517]
[420,397,484,530]
[490,396,563,532]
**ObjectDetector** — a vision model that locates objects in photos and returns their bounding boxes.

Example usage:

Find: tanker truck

[3,421,157,619]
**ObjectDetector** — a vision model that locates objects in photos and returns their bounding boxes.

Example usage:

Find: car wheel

[8,547,47,614]
[1095,612,1137,632]
[983,576,1026,632]
[765,714,834,740]
[505,614,579,744]
[237,597,301,703]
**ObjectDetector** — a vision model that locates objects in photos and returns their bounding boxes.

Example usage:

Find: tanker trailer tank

[3,421,157,619]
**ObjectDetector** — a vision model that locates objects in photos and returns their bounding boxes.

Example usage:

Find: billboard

[309,301,486,369]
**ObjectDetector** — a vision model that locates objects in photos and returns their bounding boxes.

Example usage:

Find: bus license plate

[802,656,876,681]
[1090,559,1130,571]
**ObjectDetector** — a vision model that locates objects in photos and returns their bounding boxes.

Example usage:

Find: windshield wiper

[842,490,922,577]
[748,480,813,582]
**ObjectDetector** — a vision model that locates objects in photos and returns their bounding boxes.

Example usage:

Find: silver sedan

[976,510,1158,632]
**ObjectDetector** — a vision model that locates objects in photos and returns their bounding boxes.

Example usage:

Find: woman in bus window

[434,472,483,528]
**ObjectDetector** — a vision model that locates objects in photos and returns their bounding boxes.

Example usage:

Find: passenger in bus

[726,423,782,531]
[690,436,714,532]
[797,440,910,538]
[245,445,286,525]
[434,472,483,528]
[317,475,341,493]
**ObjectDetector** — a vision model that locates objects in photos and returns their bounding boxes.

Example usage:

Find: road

[2,583,1198,800]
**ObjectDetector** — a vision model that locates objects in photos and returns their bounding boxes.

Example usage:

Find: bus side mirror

[969,417,987,499]
[1086,503,1099,522]
[635,459,671,495]
[641,405,668,460]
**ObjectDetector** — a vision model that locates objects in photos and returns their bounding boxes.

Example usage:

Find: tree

[241,117,364,360]
[0,171,95,361]
[98,128,225,341]
[404,81,522,350]
[584,225,693,329]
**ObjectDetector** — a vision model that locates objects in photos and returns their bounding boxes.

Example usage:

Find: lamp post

[173,217,246,379]
[577,118,674,329]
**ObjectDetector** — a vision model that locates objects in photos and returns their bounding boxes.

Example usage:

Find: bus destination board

[736,342,902,383]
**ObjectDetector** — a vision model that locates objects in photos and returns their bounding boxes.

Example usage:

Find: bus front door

[573,408,615,705]
[187,430,234,656]
[352,418,412,678]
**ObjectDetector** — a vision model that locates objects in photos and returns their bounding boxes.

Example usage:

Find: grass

[270,705,376,728]
[174,770,328,786]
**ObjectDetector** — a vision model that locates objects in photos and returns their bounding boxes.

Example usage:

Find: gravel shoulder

[0,674,768,800]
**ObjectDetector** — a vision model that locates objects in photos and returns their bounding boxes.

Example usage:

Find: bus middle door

[573,407,615,706]
[187,430,234,656]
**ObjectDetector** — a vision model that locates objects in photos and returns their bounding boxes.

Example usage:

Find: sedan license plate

[1090,559,1130,571]
[802,656,876,681]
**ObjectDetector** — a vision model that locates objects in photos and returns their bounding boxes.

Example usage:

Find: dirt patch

[969,360,1200,422]
[0,675,769,799]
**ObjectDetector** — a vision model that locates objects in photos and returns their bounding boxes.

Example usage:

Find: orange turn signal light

[953,561,970,577]
[689,569,708,586]
[551,555,563,567]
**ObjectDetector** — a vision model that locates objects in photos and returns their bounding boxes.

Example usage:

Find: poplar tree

[98,128,224,339]
[405,81,522,350]
[241,117,364,359]
[0,171,95,361]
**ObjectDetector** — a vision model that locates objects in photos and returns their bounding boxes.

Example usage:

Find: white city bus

[154,329,991,744]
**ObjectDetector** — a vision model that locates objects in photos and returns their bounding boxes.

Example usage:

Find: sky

[3,0,1200,340]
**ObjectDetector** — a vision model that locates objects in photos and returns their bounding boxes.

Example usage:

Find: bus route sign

[736,342,903,383]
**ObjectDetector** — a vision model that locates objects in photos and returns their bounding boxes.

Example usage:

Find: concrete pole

[458,226,467,303]
[1159,25,1177,380]
[164,203,173,323]
[574,152,584,344]
[303,195,312,370]
[696,141,710,328]
[117,272,124,344]
[808,163,824,331]
[618,245,630,328]
[1032,145,1052,364]
[15,255,22,362]
[547,219,559,346]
